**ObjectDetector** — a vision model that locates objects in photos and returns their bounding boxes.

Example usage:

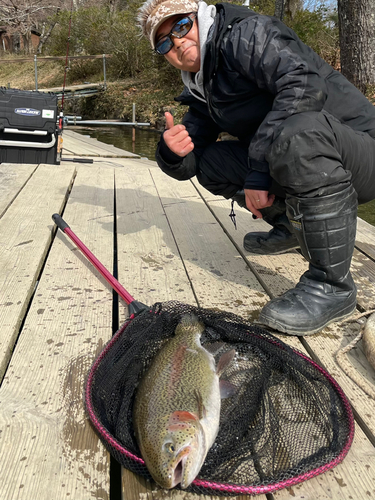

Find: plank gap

[299,335,375,448]
[351,406,375,449]
[0,164,38,219]
[150,169,201,308]
[355,245,375,265]
[0,278,39,386]
[112,172,120,335]
[189,180,278,301]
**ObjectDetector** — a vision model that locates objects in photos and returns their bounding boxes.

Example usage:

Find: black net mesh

[86,301,353,495]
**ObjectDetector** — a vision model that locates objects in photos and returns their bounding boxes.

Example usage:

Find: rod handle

[52,213,70,231]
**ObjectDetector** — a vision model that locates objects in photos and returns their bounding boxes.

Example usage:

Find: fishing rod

[57,0,74,163]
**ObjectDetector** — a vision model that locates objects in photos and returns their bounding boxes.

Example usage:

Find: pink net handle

[52,213,135,305]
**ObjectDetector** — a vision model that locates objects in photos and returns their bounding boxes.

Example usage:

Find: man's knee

[266,112,351,195]
[197,141,249,197]
[273,111,324,141]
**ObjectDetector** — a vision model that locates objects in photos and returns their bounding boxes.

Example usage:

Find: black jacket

[156,3,375,190]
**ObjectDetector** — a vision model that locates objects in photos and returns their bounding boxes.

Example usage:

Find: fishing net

[85,300,354,496]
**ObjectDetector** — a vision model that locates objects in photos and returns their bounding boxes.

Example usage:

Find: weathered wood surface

[0,163,114,500]
[120,161,375,500]
[1,132,375,499]
[62,129,140,158]
[0,163,76,380]
[356,217,375,261]
[0,163,37,218]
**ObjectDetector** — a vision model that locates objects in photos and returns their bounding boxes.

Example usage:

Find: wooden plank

[0,163,38,219]
[272,432,375,500]
[115,164,267,500]
[0,163,76,380]
[115,164,197,317]
[62,137,102,157]
[62,130,140,158]
[356,217,375,261]
[351,248,375,308]
[150,168,269,318]
[63,129,140,158]
[0,164,114,499]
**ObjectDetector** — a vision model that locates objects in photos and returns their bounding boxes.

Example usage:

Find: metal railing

[34,54,109,91]
[65,104,150,128]
[2,54,111,91]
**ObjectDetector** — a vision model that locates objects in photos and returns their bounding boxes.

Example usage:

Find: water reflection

[73,126,375,227]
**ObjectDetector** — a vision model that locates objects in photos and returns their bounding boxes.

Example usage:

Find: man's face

[155,14,201,72]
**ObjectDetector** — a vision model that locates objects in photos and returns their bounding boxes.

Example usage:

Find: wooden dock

[0,130,374,500]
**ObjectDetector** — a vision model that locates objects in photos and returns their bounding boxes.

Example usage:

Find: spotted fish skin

[133,314,226,489]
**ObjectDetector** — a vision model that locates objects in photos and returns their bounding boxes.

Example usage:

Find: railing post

[132,103,136,152]
[34,55,38,90]
[103,54,107,89]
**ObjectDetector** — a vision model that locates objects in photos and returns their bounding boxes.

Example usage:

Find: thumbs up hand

[163,112,194,157]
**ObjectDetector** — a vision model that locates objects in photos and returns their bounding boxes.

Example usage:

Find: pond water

[74,126,161,160]
[74,126,375,227]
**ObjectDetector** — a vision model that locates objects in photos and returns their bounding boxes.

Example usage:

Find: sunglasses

[155,13,196,55]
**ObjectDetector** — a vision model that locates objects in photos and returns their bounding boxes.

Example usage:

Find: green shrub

[287,6,339,67]
[44,5,154,79]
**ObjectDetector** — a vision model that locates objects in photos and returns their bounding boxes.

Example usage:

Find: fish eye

[165,442,175,453]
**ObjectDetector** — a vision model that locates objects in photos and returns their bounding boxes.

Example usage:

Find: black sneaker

[243,226,299,255]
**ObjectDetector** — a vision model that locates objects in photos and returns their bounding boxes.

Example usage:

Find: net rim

[85,308,355,495]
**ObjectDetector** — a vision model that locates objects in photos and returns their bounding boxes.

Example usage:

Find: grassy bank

[0,55,186,130]
[74,77,187,131]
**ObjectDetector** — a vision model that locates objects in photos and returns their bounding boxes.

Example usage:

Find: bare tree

[284,0,303,19]
[0,0,63,53]
[338,0,375,93]
[274,0,303,21]
[37,8,61,53]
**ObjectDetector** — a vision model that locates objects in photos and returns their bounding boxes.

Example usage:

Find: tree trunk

[284,0,303,19]
[274,0,285,20]
[37,8,60,54]
[23,32,32,54]
[338,0,375,93]
[274,0,302,21]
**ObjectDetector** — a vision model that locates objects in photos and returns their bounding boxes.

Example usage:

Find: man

[137,0,375,335]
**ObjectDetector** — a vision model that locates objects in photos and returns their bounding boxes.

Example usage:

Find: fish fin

[219,379,237,399]
[216,349,236,377]
[168,411,199,425]
[204,342,226,356]
[194,389,207,419]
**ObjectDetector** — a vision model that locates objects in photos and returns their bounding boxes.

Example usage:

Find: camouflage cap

[137,0,199,49]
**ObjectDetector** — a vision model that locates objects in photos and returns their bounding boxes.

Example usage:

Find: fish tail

[175,314,205,337]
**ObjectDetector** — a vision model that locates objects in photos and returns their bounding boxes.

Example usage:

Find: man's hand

[244,189,275,218]
[163,112,194,157]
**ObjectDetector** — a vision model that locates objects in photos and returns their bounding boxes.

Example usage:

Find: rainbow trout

[133,314,235,489]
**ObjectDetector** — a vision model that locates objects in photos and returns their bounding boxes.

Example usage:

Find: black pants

[196,110,375,204]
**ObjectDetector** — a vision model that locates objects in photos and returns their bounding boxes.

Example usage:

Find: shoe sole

[243,244,300,255]
[258,303,357,336]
